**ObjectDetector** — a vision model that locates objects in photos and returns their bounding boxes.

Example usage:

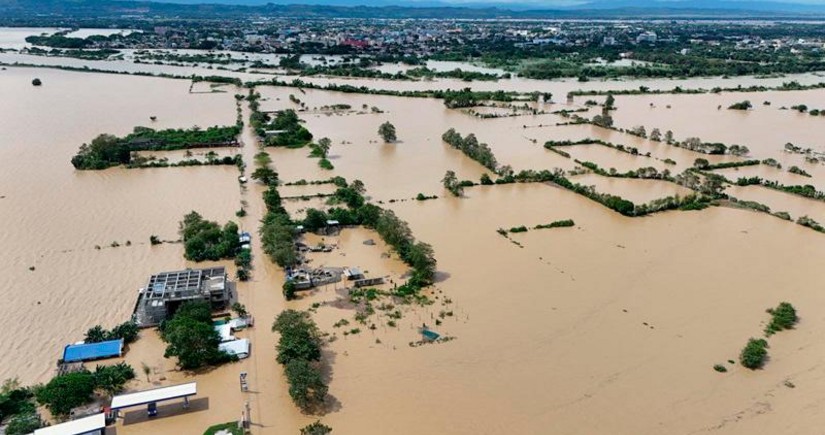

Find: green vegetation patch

[160,301,237,370]
[204,422,245,435]
[180,211,241,262]
[71,125,240,170]
[765,302,798,336]
[740,338,768,370]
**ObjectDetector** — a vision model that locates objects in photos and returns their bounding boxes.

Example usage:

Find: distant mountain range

[148,0,825,12]
[2,0,825,20]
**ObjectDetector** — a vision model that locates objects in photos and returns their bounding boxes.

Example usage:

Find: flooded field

[0,67,239,382]
[609,89,825,159]
[5,47,825,435]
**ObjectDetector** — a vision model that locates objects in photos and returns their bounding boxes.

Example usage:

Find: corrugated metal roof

[62,339,123,363]
[220,339,250,359]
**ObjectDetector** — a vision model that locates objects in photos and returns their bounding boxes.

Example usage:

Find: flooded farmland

[5,37,825,435]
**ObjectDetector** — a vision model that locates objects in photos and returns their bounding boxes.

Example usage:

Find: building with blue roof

[62,339,123,363]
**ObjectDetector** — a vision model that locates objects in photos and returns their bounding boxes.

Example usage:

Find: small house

[344,267,364,281]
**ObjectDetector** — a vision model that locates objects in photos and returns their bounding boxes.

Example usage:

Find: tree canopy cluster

[740,338,768,369]
[179,211,241,262]
[84,321,139,345]
[71,125,241,170]
[261,184,300,269]
[442,128,498,172]
[35,363,135,416]
[272,310,327,413]
[765,302,798,336]
[263,109,314,148]
[1,381,41,435]
[160,301,236,370]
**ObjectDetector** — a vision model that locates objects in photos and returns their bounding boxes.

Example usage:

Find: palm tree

[141,362,151,383]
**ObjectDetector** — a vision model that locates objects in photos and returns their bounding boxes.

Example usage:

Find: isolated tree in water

[441,170,463,197]
[378,121,397,142]
[301,421,332,435]
[316,137,331,158]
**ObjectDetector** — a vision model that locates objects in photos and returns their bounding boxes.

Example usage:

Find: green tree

[5,411,42,435]
[84,325,108,344]
[179,212,240,262]
[110,321,139,344]
[316,137,332,158]
[303,209,329,232]
[284,359,327,413]
[251,166,279,186]
[31,78,42,86]
[693,158,710,169]
[604,93,615,110]
[283,280,297,301]
[740,338,768,369]
[441,170,462,197]
[92,363,135,397]
[378,122,397,143]
[766,302,798,335]
[35,372,95,416]
[301,421,332,435]
[406,242,436,286]
[272,310,322,365]
[232,302,248,318]
[71,134,131,170]
[161,301,234,370]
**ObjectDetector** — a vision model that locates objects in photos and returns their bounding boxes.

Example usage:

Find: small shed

[421,329,440,341]
[62,339,123,363]
[220,339,251,359]
[344,267,364,281]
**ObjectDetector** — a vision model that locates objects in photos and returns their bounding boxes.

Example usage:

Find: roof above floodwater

[62,339,123,363]
[34,413,105,435]
[111,382,197,410]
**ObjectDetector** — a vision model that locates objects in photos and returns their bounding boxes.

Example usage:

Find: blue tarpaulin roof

[63,339,123,362]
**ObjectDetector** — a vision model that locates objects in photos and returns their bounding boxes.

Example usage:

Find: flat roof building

[134,267,232,327]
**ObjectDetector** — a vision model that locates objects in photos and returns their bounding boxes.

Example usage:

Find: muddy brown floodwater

[4,58,825,435]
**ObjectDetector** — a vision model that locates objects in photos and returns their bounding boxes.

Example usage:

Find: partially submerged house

[133,267,233,327]
[286,267,342,290]
[220,338,251,359]
[344,267,364,281]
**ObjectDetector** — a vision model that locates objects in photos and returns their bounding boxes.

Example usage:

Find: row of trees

[441,128,498,172]
[272,310,328,413]
[261,185,300,270]
[179,211,241,262]
[71,125,241,170]
[84,321,139,345]
[264,109,314,148]
[122,126,240,151]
